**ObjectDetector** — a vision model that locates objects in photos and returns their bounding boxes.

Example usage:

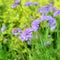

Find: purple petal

[14,0,20,4]
[12,28,22,36]
[11,4,17,8]
[24,2,33,6]
[31,20,40,31]
[11,0,20,8]
[1,26,6,32]
[53,10,60,17]
[40,16,56,30]
[50,25,56,31]
[19,28,32,41]
[38,5,50,14]
[50,7,56,12]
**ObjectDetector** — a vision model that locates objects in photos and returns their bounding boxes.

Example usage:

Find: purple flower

[38,5,50,14]
[11,0,20,8]
[50,7,56,12]
[12,28,22,36]
[50,25,56,30]
[53,10,60,17]
[14,0,20,4]
[38,5,56,14]
[40,16,56,30]
[1,26,6,32]
[31,20,40,31]
[24,2,39,6]
[24,2,33,6]
[46,4,56,12]
[40,15,46,21]
[18,28,33,41]
[47,17,56,30]
[11,4,18,8]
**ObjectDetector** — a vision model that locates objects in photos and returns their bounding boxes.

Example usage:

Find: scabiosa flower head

[47,16,56,30]
[38,4,56,14]
[50,7,56,12]
[53,10,60,17]
[48,3,56,12]
[40,14,46,21]
[31,20,40,31]
[40,16,56,31]
[24,2,39,6]
[24,2,33,6]
[14,0,20,4]
[38,5,50,14]
[18,28,33,41]
[12,28,22,36]
[11,0,20,8]
[47,16,56,31]
[1,25,6,32]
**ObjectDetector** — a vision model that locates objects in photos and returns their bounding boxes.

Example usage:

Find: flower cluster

[10,1,59,42]
[12,28,22,36]
[40,15,56,30]
[11,0,20,8]
[24,2,39,6]
[38,4,56,15]
[18,28,33,41]
[38,5,50,14]
[31,20,40,31]
[53,10,60,17]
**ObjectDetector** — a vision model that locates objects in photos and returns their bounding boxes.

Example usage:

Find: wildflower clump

[0,0,60,60]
